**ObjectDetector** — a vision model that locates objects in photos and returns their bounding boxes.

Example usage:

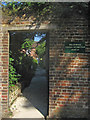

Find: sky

[2,2,7,5]
[0,1,20,7]
[34,34,46,42]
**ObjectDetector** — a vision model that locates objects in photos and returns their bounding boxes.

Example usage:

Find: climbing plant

[9,51,21,88]
[2,2,53,18]
[2,2,88,17]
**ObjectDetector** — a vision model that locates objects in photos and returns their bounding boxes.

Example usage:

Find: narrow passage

[11,66,48,119]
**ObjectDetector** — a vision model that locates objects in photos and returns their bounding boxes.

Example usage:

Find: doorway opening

[9,30,49,118]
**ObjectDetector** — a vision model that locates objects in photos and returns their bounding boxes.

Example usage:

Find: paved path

[10,66,48,119]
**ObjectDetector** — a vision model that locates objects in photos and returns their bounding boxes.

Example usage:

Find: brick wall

[0,28,2,118]
[49,15,89,118]
[0,31,9,117]
[0,3,89,118]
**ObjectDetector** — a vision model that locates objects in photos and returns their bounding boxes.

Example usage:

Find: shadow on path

[22,66,48,117]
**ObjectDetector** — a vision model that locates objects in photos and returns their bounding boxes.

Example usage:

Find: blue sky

[34,34,46,42]
[0,2,7,7]
[2,2,7,5]
[1,1,20,6]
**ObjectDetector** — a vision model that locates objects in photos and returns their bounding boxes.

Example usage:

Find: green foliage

[21,38,34,49]
[18,38,37,74]
[32,58,38,70]
[14,37,37,77]
[36,41,46,58]
[33,58,38,64]
[9,51,21,88]
[20,55,33,73]
[2,2,53,17]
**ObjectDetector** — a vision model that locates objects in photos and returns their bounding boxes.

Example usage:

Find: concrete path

[10,66,48,119]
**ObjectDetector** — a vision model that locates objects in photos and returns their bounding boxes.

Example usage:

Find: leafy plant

[32,58,38,70]
[21,38,34,50]
[9,51,21,88]
[36,41,46,58]
[2,2,53,18]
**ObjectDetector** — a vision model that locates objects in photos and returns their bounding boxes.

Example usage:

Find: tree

[36,41,46,58]
[21,38,34,50]
[2,2,53,18]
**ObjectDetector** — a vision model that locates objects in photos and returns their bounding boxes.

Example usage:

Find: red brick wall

[0,29,2,118]
[0,3,89,119]
[0,31,9,117]
[49,16,89,118]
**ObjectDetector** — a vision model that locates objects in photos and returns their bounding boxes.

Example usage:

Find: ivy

[9,51,21,88]
[2,2,53,18]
